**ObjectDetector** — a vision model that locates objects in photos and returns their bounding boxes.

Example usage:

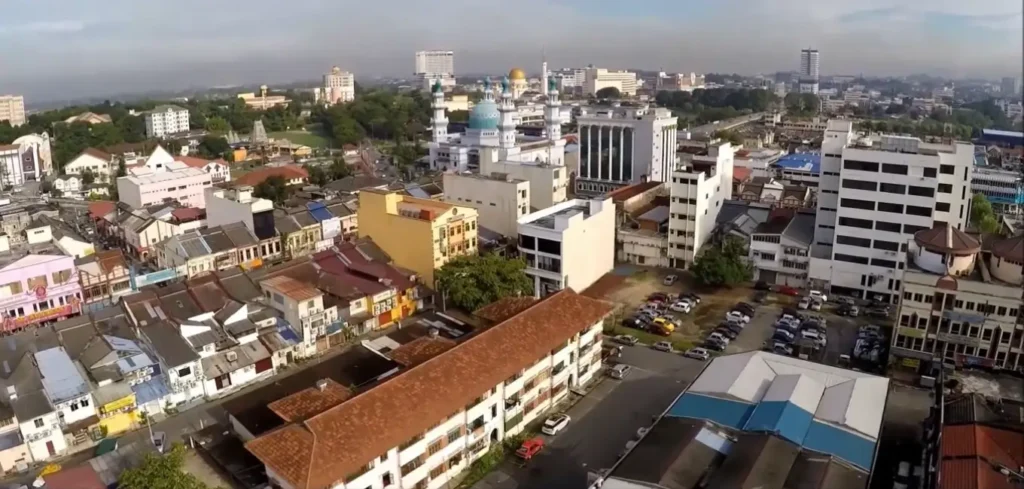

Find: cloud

[0,20,85,34]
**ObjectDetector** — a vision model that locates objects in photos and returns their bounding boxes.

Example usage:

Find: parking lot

[471,346,707,489]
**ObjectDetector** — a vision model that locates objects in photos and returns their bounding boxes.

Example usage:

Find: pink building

[116,146,214,209]
[0,255,83,333]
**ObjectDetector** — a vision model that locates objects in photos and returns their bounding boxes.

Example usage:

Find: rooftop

[519,198,609,231]
[261,275,322,301]
[775,153,821,174]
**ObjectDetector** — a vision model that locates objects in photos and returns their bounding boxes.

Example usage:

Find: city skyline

[0,0,1021,102]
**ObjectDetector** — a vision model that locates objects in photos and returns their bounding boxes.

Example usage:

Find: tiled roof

[914,224,982,254]
[246,289,615,489]
[88,201,116,220]
[235,165,309,187]
[174,155,227,169]
[606,181,662,203]
[262,275,322,301]
[990,234,1023,262]
[733,167,753,182]
[171,207,205,222]
[388,336,457,367]
[82,147,113,161]
[941,424,1024,489]
[473,297,538,323]
[268,379,352,423]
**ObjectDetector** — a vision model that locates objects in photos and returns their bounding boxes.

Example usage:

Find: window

[51,270,72,284]
[844,160,879,172]
[906,205,932,217]
[939,164,955,175]
[519,235,535,249]
[937,183,952,193]
[842,179,878,191]
[873,240,899,251]
[177,366,191,377]
[26,275,47,291]
[839,217,873,229]
[871,258,897,268]
[34,418,44,428]
[537,238,561,255]
[81,399,89,407]
[882,163,908,175]
[935,202,950,212]
[908,186,934,197]
[841,198,875,211]
[878,202,903,214]
[427,438,445,456]
[752,235,782,244]
[836,235,872,248]
[1,282,22,295]
[446,426,463,443]
[880,183,906,194]
[924,168,937,178]
[876,221,902,233]
[835,253,870,265]
[904,224,927,234]
[429,464,446,479]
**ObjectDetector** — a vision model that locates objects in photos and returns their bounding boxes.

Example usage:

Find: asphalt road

[472,347,707,489]
[683,112,765,138]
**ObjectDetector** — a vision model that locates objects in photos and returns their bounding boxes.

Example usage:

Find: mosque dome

[467,99,500,131]
[509,68,527,80]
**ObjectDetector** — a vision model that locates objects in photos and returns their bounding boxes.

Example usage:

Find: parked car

[714,327,739,340]
[682,292,702,304]
[777,285,800,296]
[663,275,678,285]
[615,335,639,346]
[801,329,827,347]
[151,431,167,453]
[541,413,572,435]
[753,291,768,303]
[798,298,811,310]
[684,348,711,361]
[622,317,646,329]
[809,290,827,302]
[652,317,676,333]
[735,302,756,315]
[602,345,623,360]
[669,301,692,313]
[772,342,794,355]
[704,338,727,351]
[648,292,669,302]
[809,300,822,311]
[754,281,772,291]
[708,332,730,344]
[772,329,796,343]
[836,297,856,306]
[837,304,859,317]
[725,311,751,324]
[653,341,673,352]
[609,364,632,379]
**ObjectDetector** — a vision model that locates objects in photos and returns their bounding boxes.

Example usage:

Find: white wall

[19,411,66,463]
[443,173,529,237]
[519,198,615,297]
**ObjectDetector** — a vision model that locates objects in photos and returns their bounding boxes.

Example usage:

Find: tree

[448,110,470,124]
[713,130,743,146]
[306,164,330,186]
[691,236,753,288]
[254,175,291,204]
[436,254,534,312]
[116,155,127,177]
[80,169,96,185]
[329,158,353,180]
[196,136,231,160]
[595,87,621,99]
[970,193,1001,234]
[119,444,211,489]
[204,116,231,133]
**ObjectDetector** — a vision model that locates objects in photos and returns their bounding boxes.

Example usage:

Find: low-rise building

[63,148,115,183]
[608,182,670,268]
[173,156,231,184]
[668,141,735,269]
[144,105,190,139]
[260,275,338,359]
[0,254,83,334]
[234,165,308,188]
[442,172,529,237]
[116,146,213,209]
[275,209,324,259]
[748,210,815,288]
[76,250,133,310]
[35,347,98,447]
[518,198,615,297]
[479,159,568,211]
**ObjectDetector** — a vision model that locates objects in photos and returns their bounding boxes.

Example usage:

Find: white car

[725,311,750,324]
[809,290,828,302]
[151,431,167,453]
[708,332,730,344]
[684,348,710,361]
[615,335,639,346]
[798,298,811,310]
[541,413,571,435]
[663,275,678,285]
[669,301,691,313]
[653,341,673,352]
[809,300,822,311]
[801,329,828,347]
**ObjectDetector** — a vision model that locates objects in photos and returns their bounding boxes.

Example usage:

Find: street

[472,346,707,489]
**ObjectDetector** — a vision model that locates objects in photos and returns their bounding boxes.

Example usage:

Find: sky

[0,0,1021,103]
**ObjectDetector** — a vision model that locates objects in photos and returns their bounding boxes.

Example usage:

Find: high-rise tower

[431,80,448,143]
[541,58,549,97]
[545,77,561,142]
[498,77,517,149]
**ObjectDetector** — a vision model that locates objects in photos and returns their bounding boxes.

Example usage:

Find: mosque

[428,69,564,174]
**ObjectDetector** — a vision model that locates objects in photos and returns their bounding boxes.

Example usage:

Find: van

[609,364,631,379]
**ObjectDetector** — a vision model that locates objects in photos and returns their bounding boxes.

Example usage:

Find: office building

[357,189,479,286]
[238,86,290,110]
[971,165,1023,217]
[517,198,615,297]
[0,142,42,186]
[809,121,975,303]
[575,105,678,195]
[442,172,530,237]
[319,66,356,105]
[583,67,638,96]
[798,49,820,95]
[415,50,456,91]
[890,226,1023,372]
[116,146,213,209]
[1001,76,1022,99]
[667,141,735,269]
[144,105,190,138]
[0,95,26,127]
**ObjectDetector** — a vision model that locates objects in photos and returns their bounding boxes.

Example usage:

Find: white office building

[575,105,678,195]
[667,142,736,268]
[415,50,456,91]
[809,120,974,303]
[517,198,615,297]
[144,105,190,138]
[0,95,26,127]
[971,166,1023,217]
[799,49,820,95]
[318,66,355,105]
[442,172,530,237]
[584,68,638,96]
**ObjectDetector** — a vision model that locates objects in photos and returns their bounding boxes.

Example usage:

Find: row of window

[837,216,928,235]
[841,179,937,198]
[840,198,934,217]
[835,235,904,252]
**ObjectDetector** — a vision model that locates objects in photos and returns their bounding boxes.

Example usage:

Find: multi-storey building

[414,50,456,91]
[0,255,82,334]
[358,189,479,287]
[35,347,98,444]
[319,66,356,105]
[749,210,815,288]
[246,289,614,489]
[667,142,735,269]
[809,121,975,303]
[116,146,212,209]
[0,95,26,127]
[971,165,1023,217]
[442,172,530,237]
[144,105,190,138]
[275,209,325,259]
[517,198,615,297]
[0,143,42,187]
[260,275,339,360]
[890,226,1023,373]
[583,67,638,96]
[575,105,678,195]
[76,250,133,310]
[64,148,115,183]
[798,48,820,95]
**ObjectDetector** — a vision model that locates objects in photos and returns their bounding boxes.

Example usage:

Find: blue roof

[306,201,334,222]
[742,401,814,445]
[276,319,301,343]
[980,129,1024,147]
[668,392,756,429]
[468,100,500,131]
[775,153,821,174]
[802,421,877,470]
[132,374,171,405]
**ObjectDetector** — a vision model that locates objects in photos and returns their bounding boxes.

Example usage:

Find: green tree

[205,116,231,133]
[713,130,743,146]
[80,169,96,185]
[595,87,621,99]
[306,164,330,186]
[119,444,212,489]
[329,158,353,180]
[116,155,127,177]
[691,236,753,288]
[436,254,534,311]
[254,175,291,204]
[196,136,231,159]
[970,193,1001,234]
[448,110,470,124]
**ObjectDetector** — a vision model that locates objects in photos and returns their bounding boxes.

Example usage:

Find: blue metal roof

[132,375,171,405]
[306,202,334,222]
[774,153,821,175]
[802,421,877,470]
[742,401,814,445]
[667,392,756,429]
[980,129,1024,147]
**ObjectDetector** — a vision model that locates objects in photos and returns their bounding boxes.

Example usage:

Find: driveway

[472,347,706,489]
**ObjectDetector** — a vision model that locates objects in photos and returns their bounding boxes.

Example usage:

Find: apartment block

[667,142,735,269]
[442,172,529,237]
[144,105,190,138]
[583,67,638,96]
[575,105,678,195]
[261,275,339,360]
[246,289,614,489]
[810,121,974,303]
[358,190,479,286]
[749,210,815,288]
[890,227,1023,372]
[478,159,568,211]
[0,95,26,127]
[116,146,213,209]
[517,198,615,297]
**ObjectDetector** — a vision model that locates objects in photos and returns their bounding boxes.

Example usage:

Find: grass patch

[457,432,535,489]
[269,131,330,148]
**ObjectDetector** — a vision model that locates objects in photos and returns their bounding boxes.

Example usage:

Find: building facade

[415,50,456,91]
[0,95,26,127]
[0,143,42,187]
[116,147,212,209]
[798,48,820,95]
[517,198,615,297]
[319,67,356,105]
[442,172,530,237]
[749,211,815,288]
[583,68,638,96]
[0,255,83,334]
[144,105,190,138]
[971,166,1023,217]
[64,148,114,183]
[667,142,736,269]
[575,105,678,195]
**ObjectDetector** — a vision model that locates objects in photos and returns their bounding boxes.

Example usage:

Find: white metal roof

[761,374,825,414]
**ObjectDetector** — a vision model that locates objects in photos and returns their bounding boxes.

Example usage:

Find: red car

[515,438,544,463]
[777,285,801,296]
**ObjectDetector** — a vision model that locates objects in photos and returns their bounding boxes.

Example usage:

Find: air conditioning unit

[226,351,238,362]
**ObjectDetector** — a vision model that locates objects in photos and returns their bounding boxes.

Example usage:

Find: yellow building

[94,384,141,436]
[357,190,479,286]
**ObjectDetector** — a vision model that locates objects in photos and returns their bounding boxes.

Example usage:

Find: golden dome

[508,68,527,80]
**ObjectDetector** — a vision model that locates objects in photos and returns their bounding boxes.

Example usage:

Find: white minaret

[498,77,517,149]
[545,77,561,142]
[541,58,549,97]
[430,80,448,143]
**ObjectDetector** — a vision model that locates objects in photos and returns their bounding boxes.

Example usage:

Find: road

[682,112,765,138]
[471,347,707,489]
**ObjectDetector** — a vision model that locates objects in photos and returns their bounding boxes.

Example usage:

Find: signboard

[3,299,80,331]
[954,353,995,369]
[897,327,927,339]
[134,267,180,288]
[901,358,921,369]
[936,333,985,348]
[942,310,985,325]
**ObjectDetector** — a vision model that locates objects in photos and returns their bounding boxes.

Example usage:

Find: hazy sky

[1,0,1021,103]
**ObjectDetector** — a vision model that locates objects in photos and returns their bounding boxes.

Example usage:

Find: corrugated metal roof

[35,347,89,403]
[307,202,334,222]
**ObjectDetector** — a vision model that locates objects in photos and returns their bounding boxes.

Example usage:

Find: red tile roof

[175,155,227,169]
[606,181,662,204]
[43,465,106,489]
[235,164,309,186]
[246,289,615,489]
[88,201,116,219]
[171,207,205,222]
[733,167,753,182]
[389,336,457,367]
[82,147,113,161]
[473,296,538,323]
[940,424,1024,489]
[262,275,323,301]
[269,379,353,423]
